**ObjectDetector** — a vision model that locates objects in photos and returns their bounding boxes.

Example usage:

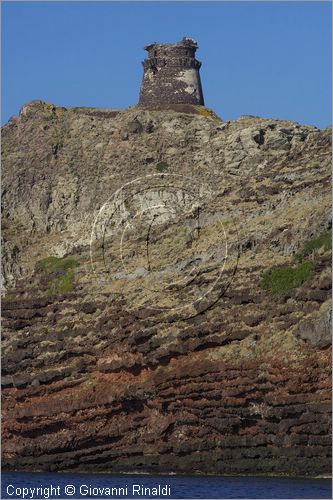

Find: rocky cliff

[1,100,331,475]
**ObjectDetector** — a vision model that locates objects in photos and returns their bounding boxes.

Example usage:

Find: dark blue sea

[1,472,331,499]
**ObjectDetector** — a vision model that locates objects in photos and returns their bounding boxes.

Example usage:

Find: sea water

[1,472,331,499]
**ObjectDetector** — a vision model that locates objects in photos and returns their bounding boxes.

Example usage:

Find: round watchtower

[139,37,204,107]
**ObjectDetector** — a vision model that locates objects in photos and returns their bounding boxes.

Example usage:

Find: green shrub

[48,271,75,295]
[155,161,169,172]
[39,256,79,273]
[261,261,314,297]
[296,230,332,261]
[37,256,79,295]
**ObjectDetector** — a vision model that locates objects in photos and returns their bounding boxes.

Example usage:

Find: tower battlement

[139,37,204,107]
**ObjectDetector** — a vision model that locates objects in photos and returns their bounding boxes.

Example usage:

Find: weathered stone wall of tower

[139,38,205,107]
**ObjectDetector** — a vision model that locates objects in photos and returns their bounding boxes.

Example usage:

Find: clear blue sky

[2,1,332,127]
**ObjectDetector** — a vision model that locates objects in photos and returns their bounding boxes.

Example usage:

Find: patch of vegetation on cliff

[38,256,79,273]
[194,106,222,121]
[155,161,169,172]
[48,271,76,294]
[296,230,332,261]
[37,256,79,295]
[262,230,331,297]
[262,261,314,297]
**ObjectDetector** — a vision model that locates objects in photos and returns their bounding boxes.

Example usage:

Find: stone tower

[139,37,204,107]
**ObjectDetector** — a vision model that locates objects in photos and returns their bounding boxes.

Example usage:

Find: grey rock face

[293,300,332,348]
[1,237,21,292]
